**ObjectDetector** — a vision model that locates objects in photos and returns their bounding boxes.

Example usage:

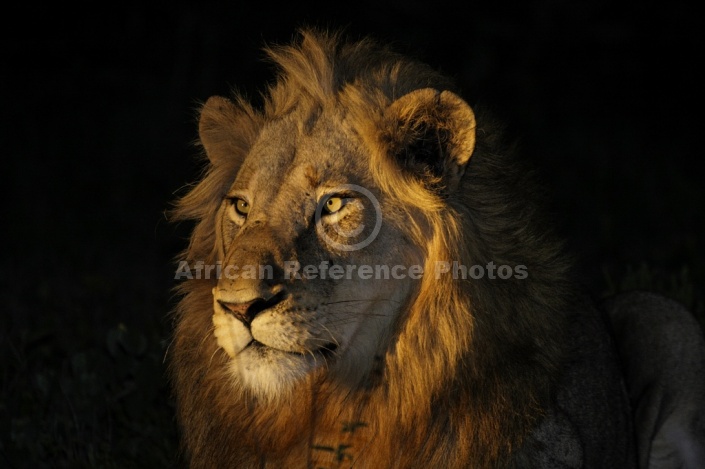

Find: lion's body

[170,30,705,468]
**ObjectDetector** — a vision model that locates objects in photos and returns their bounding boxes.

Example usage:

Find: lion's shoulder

[603,291,705,467]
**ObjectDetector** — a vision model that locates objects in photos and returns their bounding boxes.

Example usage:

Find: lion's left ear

[383,88,476,190]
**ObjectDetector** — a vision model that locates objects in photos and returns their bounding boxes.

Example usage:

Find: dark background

[2,1,703,466]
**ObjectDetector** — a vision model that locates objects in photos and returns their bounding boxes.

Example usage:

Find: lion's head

[171,30,571,468]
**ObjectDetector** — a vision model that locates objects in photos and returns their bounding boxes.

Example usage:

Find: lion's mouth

[217,295,340,360]
[246,339,339,359]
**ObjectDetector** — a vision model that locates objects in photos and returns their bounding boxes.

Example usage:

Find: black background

[2,0,703,465]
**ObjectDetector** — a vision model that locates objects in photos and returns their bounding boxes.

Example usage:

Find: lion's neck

[244,379,448,469]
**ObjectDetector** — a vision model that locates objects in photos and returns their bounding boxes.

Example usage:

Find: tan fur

[170,29,573,468]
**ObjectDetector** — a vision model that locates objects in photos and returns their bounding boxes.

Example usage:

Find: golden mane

[170,29,572,467]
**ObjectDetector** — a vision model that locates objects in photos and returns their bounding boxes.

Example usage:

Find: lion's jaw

[212,278,410,401]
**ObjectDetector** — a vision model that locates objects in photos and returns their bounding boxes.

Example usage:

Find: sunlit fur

[170,29,572,468]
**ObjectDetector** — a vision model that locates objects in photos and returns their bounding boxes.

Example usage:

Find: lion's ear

[383,88,476,190]
[199,96,257,167]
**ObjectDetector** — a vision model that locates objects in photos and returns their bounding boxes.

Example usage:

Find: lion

[170,29,705,468]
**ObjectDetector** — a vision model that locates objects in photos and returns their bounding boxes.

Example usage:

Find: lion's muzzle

[217,290,287,326]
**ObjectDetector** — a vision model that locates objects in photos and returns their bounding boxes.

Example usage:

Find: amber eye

[232,198,250,216]
[323,196,343,214]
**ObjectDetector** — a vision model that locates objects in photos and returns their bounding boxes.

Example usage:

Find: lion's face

[211,111,421,400]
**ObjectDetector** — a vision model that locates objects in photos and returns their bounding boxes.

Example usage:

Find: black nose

[217,291,286,326]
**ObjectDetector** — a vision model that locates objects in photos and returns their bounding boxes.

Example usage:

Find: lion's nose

[217,291,286,326]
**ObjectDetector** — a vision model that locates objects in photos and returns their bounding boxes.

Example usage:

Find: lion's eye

[323,196,343,214]
[232,198,250,216]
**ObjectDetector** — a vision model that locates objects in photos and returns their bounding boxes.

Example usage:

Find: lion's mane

[170,29,573,468]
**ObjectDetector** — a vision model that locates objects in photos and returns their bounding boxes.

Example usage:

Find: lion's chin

[226,341,336,401]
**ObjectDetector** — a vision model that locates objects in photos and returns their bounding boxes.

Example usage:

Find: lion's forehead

[238,112,370,209]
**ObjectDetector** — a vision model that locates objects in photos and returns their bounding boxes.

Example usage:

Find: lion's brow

[304,165,321,188]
